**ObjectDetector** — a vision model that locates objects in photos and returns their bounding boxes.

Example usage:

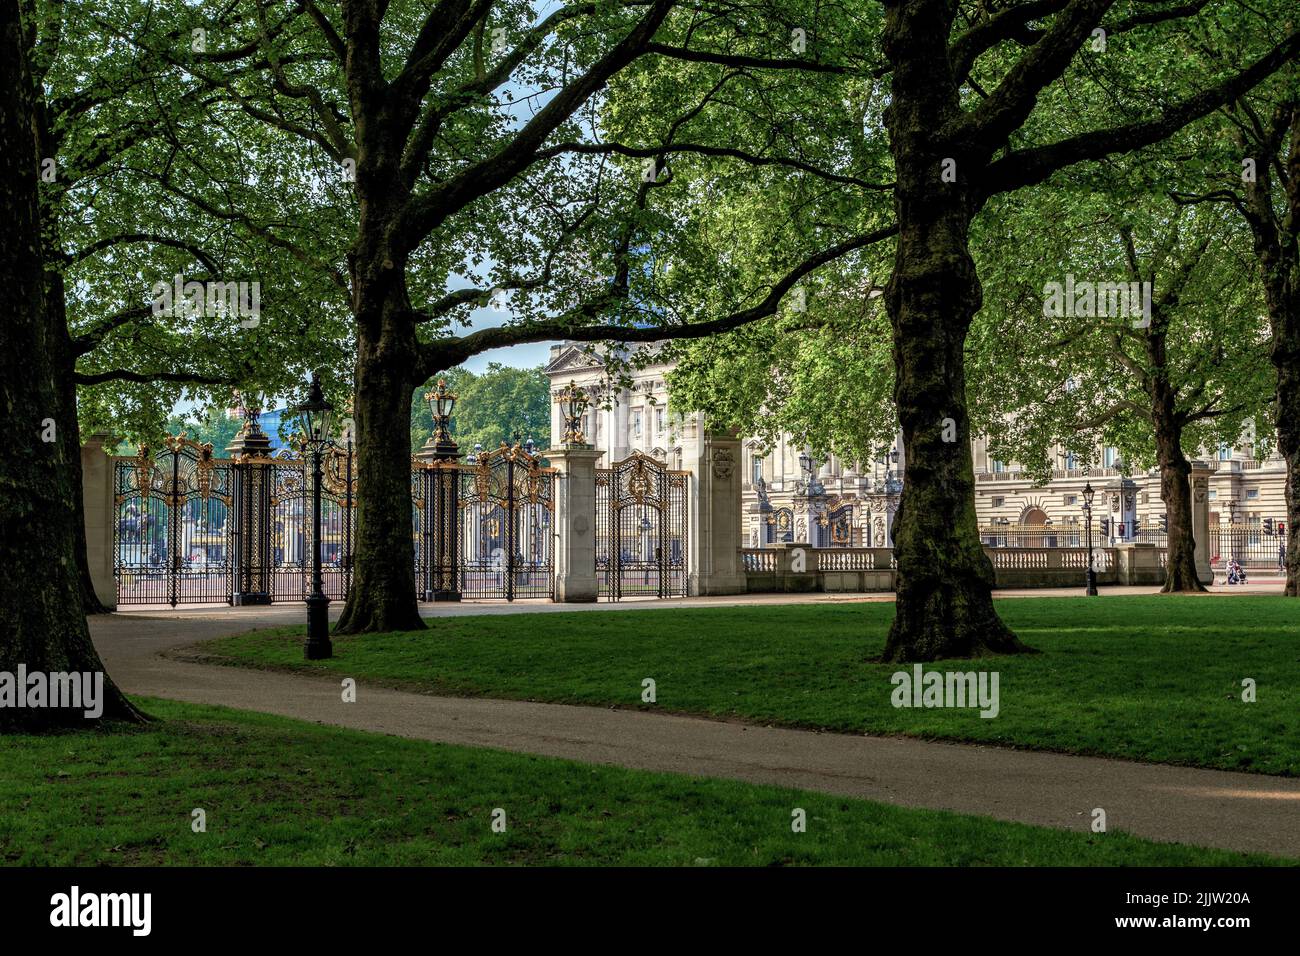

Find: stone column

[1190,460,1214,582]
[687,431,748,595]
[81,433,118,609]
[547,446,603,602]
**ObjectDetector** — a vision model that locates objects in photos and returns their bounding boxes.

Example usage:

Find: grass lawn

[0,698,1283,866]
[200,595,1300,776]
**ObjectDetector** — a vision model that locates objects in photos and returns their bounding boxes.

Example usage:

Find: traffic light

[1159,514,1168,533]
[1117,521,1126,538]
[1132,518,1141,536]
[1264,517,1275,535]
[1100,517,1110,536]
[1281,522,1288,537]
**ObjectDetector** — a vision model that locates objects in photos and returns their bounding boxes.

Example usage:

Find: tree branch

[978,29,1300,199]
[423,222,898,369]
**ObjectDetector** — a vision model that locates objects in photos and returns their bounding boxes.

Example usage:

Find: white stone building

[544,342,1289,554]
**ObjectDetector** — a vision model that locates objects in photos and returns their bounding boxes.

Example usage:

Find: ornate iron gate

[457,444,555,600]
[596,452,688,600]
[113,436,234,606]
[267,445,354,601]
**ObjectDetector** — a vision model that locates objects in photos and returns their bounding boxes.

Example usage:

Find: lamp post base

[304,593,332,659]
[1085,570,1098,597]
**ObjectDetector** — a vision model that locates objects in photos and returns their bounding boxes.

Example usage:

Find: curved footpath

[89,594,1300,860]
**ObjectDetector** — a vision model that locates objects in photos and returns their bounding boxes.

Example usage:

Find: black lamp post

[295,372,335,658]
[1083,481,1098,596]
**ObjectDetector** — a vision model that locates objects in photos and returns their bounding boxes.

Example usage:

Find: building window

[992,496,1005,508]
[631,411,642,438]
[1103,446,1119,467]
[1208,490,1217,500]
[752,455,763,485]
[992,460,1005,473]
[1218,443,1232,461]
[1247,489,1259,499]
[1064,494,1077,506]
[656,408,665,433]
[1064,452,1078,471]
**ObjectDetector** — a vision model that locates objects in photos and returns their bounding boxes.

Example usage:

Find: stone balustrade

[741,541,1169,593]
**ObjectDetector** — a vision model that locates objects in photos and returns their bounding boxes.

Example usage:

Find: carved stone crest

[711,448,734,479]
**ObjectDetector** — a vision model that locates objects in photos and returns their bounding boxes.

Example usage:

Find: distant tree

[972,195,1271,592]
[164,405,245,453]
[1167,67,1300,594]
[410,364,551,453]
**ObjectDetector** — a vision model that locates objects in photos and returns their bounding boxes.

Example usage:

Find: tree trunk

[1272,293,1300,596]
[0,0,141,729]
[47,278,110,613]
[1242,108,1300,596]
[878,0,1030,662]
[334,292,426,634]
[1154,426,1205,592]
[1146,327,1205,592]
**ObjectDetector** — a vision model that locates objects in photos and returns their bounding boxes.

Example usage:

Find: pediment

[544,344,604,376]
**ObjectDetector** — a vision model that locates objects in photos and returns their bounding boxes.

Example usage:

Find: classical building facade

[544,342,1289,552]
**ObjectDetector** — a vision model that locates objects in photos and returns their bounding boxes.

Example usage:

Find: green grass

[0,698,1283,866]
[201,596,1300,775]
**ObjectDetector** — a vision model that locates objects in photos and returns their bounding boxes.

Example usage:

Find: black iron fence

[1210,526,1287,569]
[980,523,1287,570]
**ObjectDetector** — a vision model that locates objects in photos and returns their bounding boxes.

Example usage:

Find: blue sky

[453,300,555,374]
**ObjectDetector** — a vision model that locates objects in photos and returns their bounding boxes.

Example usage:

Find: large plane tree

[1,0,140,729]
[27,0,349,612]
[102,0,890,633]
[656,0,1297,658]
[1171,67,1300,594]
[971,197,1270,593]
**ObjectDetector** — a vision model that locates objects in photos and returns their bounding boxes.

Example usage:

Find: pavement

[88,591,1300,859]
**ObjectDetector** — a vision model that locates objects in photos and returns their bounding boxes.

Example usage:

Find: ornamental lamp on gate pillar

[558,380,590,448]
[420,379,462,601]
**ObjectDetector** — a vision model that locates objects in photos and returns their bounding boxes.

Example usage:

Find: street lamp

[294,372,335,659]
[1082,481,1098,596]
[799,451,813,480]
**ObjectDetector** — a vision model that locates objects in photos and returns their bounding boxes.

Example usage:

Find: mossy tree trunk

[0,0,141,729]
[1269,287,1300,596]
[878,0,1031,662]
[1152,399,1205,593]
[1241,105,1300,595]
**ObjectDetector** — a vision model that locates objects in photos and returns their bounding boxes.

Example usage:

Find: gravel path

[89,599,1300,859]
